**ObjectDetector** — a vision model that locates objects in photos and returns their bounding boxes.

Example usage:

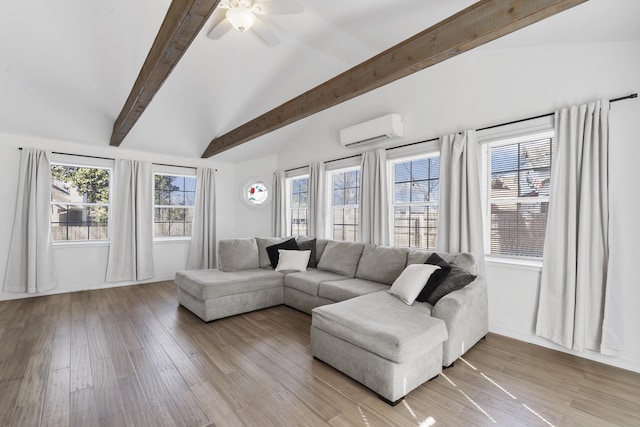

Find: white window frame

[285,173,309,237]
[328,166,360,242]
[390,152,440,250]
[153,167,197,241]
[50,157,113,245]
[481,128,554,262]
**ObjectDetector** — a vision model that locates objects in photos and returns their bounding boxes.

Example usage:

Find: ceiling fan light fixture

[226,7,256,32]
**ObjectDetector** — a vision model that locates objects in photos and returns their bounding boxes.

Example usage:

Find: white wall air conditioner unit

[339,114,404,148]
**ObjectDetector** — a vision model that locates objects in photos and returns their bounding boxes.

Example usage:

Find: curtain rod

[477,92,637,132]
[283,92,637,173]
[17,148,215,171]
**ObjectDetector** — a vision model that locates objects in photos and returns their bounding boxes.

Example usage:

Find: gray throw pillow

[427,264,476,305]
[316,241,365,277]
[296,238,317,268]
[218,238,259,272]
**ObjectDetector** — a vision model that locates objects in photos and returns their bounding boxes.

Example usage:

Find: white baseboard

[0,274,177,301]
[489,324,640,374]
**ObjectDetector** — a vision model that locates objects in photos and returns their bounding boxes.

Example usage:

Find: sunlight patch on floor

[458,356,557,427]
[459,389,497,423]
[357,405,372,427]
[418,416,436,426]
[523,403,556,427]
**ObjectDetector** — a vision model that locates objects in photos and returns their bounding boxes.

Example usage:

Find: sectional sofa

[175,236,488,404]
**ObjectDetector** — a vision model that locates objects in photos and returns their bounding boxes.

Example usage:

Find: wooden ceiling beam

[201,0,588,158]
[110,0,221,147]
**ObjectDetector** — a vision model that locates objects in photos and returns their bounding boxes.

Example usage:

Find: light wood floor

[0,281,638,427]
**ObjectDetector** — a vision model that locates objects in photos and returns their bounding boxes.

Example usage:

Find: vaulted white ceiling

[0,0,638,163]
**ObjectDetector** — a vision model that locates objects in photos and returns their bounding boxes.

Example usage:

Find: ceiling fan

[207,0,304,46]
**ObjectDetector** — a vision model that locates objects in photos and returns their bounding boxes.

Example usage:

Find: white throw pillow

[388,264,441,305]
[275,249,311,272]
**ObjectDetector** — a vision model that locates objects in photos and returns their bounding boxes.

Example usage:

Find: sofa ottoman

[310,291,447,404]
[175,269,284,322]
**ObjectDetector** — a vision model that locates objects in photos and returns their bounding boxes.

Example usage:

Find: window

[288,176,309,236]
[331,168,360,241]
[392,155,439,249]
[485,135,553,259]
[154,174,196,238]
[50,164,111,241]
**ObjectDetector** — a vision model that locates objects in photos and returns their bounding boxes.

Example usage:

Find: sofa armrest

[431,276,488,366]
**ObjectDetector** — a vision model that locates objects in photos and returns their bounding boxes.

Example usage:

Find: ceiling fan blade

[207,19,233,39]
[252,18,280,46]
[252,0,304,15]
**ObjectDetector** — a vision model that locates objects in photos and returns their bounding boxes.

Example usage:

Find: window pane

[333,189,345,206]
[429,158,440,179]
[410,181,428,203]
[333,225,344,241]
[394,182,410,203]
[345,188,358,205]
[491,171,518,198]
[333,173,344,190]
[51,166,110,204]
[51,165,110,241]
[299,191,309,208]
[184,176,196,192]
[411,159,429,181]
[299,178,308,193]
[488,137,552,258]
[395,162,411,183]
[333,208,344,224]
[345,170,358,188]
[344,226,357,242]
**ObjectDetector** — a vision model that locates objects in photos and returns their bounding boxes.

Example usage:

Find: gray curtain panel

[105,159,154,282]
[187,167,216,270]
[436,130,485,276]
[308,161,325,238]
[536,99,614,354]
[3,148,58,293]
[358,149,390,245]
[272,170,287,237]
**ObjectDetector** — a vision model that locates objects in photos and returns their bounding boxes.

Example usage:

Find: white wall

[0,133,235,300]
[230,154,278,238]
[235,39,640,372]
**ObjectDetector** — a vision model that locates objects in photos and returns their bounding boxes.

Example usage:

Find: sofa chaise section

[175,268,284,322]
[311,291,447,404]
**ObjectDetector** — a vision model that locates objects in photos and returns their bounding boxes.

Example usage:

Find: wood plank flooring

[0,281,638,426]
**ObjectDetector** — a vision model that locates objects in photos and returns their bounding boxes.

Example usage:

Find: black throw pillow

[427,264,476,305]
[296,238,317,268]
[415,253,453,303]
[266,238,299,268]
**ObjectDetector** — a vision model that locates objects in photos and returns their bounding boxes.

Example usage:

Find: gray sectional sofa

[175,236,488,404]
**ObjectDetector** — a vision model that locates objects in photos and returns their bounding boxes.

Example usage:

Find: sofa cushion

[276,250,311,272]
[451,253,477,275]
[312,291,447,364]
[355,245,408,285]
[316,241,365,277]
[318,278,389,302]
[176,269,283,300]
[427,265,477,305]
[415,253,452,303]
[296,237,318,268]
[315,239,330,264]
[266,238,299,268]
[218,238,259,272]
[389,264,442,305]
[256,237,288,268]
[284,269,349,297]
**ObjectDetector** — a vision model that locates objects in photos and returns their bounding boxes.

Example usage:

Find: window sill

[53,240,110,248]
[153,237,192,244]
[485,256,543,272]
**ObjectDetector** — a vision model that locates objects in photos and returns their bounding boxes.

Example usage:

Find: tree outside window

[154,174,196,238]
[50,165,110,241]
